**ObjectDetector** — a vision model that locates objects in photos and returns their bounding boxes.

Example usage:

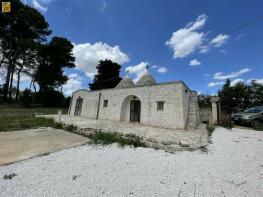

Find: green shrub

[64,124,76,132]
[89,131,146,148]
[19,89,33,107]
[53,122,64,129]
[37,90,65,108]
[207,124,215,137]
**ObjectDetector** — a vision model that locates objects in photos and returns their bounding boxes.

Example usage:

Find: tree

[34,37,75,92]
[218,79,251,114]
[198,94,212,109]
[250,81,263,106]
[89,59,122,90]
[0,0,51,101]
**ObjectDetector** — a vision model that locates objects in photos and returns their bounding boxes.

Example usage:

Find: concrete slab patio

[0,128,89,166]
[42,115,209,152]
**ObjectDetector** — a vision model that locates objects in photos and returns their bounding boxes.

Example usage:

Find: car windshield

[244,107,263,113]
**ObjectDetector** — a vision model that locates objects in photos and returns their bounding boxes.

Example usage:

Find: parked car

[231,106,263,128]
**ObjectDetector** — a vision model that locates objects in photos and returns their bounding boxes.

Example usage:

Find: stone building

[68,70,200,130]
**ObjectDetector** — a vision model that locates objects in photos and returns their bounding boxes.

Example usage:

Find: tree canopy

[0,0,51,101]
[0,0,75,107]
[218,79,262,114]
[89,59,122,90]
[34,37,75,92]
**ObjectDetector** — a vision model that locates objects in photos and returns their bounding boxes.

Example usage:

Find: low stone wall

[199,108,211,123]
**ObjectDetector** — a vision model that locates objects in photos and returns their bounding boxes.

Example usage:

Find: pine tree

[89,59,122,90]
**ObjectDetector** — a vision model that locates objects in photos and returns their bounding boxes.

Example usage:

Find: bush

[37,89,65,107]
[64,124,76,132]
[20,89,33,107]
[207,124,215,137]
[53,122,64,129]
[89,131,146,148]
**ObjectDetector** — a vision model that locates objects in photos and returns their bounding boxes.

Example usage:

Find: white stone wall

[69,82,196,130]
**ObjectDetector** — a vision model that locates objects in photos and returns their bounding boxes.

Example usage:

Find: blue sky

[22,0,263,95]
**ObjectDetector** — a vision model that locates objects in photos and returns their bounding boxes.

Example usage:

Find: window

[157,101,164,111]
[103,100,108,107]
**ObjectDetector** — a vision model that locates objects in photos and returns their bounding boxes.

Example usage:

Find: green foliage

[53,122,64,129]
[64,124,77,132]
[250,82,263,106]
[19,88,33,107]
[198,94,212,109]
[218,79,257,114]
[0,0,51,101]
[0,106,66,131]
[34,37,75,92]
[88,131,146,148]
[89,59,122,90]
[206,124,215,137]
[36,89,65,107]
[0,116,54,131]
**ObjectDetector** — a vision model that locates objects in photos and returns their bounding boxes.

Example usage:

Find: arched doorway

[120,95,141,123]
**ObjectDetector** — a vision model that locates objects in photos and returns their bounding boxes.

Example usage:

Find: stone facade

[68,72,200,130]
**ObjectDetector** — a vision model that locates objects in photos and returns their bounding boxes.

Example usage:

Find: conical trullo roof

[115,75,135,88]
[136,69,156,86]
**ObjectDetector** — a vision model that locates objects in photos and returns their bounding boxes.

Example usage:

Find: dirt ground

[0,128,89,165]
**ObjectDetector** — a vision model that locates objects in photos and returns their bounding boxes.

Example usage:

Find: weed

[206,124,215,137]
[89,131,146,148]
[53,122,64,129]
[64,124,77,132]
[3,173,17,180]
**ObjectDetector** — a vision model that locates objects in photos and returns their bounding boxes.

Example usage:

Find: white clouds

[30,0,54,12]
[157,67,168,73]
[100,0,108,11]
[189,59,201,66]
[230,79,244,86]
[126,62,148,83]
[125,62,167,83]
[73,42,129,79]
[165,14,207,59]
[166,14,231,60]
[213,68,251,80]
[210,34,229,47]
[247,78,263,85]
[235,34,245,41]
[207,81,225,87]
[63,73,83,95]
[207,68,252,88]
[32,0,48,12]
[199,45,210,54]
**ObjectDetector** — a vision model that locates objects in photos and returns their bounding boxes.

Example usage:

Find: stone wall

[199,108,211,123]
[69,81,199,130]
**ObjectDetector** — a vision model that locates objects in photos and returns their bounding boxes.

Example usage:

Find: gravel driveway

[0,127,262,196]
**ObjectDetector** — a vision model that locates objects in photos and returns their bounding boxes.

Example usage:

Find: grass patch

[0,105,67,116]
[0,105,63,131]
[88,131,146,148]
[0,116,54,131]
[206,124,215,137]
